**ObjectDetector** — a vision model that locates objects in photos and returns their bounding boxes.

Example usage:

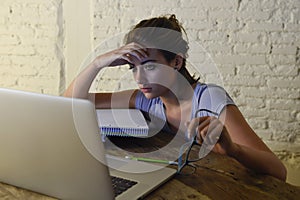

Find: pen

[125,156,178,165]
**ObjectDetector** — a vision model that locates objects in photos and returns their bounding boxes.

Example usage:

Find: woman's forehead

[145,49,164,60]
[130,48,168,66]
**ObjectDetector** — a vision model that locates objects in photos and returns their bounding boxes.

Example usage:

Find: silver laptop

[0,88,176,200]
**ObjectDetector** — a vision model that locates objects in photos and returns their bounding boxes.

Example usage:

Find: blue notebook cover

[96,109,149,137]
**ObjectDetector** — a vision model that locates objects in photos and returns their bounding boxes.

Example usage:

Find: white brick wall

[0,0,64,95]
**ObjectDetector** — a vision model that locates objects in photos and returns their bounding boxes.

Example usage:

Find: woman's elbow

[272,161,287,181]
[278,163,287,182]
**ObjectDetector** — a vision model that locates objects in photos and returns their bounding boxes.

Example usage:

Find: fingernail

[186,131,191,140]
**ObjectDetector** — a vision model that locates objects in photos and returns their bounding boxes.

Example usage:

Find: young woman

[64,14,287,181]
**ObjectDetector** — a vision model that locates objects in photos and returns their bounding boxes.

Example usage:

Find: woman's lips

[140,87,152,93]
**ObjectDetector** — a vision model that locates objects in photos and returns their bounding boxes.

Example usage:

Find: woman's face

[130,49,177,99]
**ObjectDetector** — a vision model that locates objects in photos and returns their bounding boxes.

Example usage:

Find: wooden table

[1,133,300,200]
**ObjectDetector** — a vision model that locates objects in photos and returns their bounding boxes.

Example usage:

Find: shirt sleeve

[197,84,235,116]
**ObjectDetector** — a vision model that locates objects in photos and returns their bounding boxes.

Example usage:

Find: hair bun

[168,14,181,31]
[169,14,177,21]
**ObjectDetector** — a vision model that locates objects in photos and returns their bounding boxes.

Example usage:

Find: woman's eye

[144,64,156,71]
[129,65,137,72]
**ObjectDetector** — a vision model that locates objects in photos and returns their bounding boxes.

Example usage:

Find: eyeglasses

[177,109,218,175]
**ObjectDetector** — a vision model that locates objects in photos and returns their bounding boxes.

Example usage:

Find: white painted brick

[177,9,207,20]
[217,65,236,76]
[0,45,35,56]
[224,75,265,87]
[209,10,236,21]
[260,0,276,10]
[241,108,268,119]
[246,22,283,32]
[267,99,300,110]
[285,23,300,32]
[237,65,272,76]
[274,88,300,99]
[267,78,300,89]
[18,76,59,88]
[268,110,296,123]
[0,34,20,46]
[35,27,60,39]
[238,0,257,11]
[122,0,179,8]
[207,43,232,53]
[35,46,57,56]
[184,20,211,30]
[268,55,296,65]
[238,10,271,21]
[269,32,296,44]
[3,26,36,37]
[215,55,266,65]
[198,30,228,42]
[199,0,237,9]
[1,65,38,76]
[37,65,62,77]
[256,129,273,141]
[9,55,50,67]
[215,20,245,31]
[272,65,298,77]
[241,87,300,99]
[272,45,297,55]
[270,121,299,141]
[0,5,9,16]
[235,97,266,109]
[0,56,11,65]
[0,74,18,86]
[248,119,268,130]
[234,44,270,54]
[231,32,262,43]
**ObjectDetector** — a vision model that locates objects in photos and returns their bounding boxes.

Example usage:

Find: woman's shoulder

[194,82,227,95]
[193,82,235,111]
[194,82,231,95]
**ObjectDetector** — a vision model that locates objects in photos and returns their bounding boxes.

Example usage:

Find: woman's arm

[218,105,287,181]
[63,42,147,108]
[187,105,287,181]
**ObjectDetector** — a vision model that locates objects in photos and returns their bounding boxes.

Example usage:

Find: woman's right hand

[93,42,148,69]
[63,42,148,99]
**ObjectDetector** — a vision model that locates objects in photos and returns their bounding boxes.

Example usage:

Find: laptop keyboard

[111,176,138,197]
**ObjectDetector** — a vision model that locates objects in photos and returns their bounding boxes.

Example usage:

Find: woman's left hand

[186,116,237,156]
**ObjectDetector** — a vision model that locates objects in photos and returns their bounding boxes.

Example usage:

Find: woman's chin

[142,92,158,99]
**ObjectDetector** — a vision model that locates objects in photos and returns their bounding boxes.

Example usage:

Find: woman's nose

[134,67,147,84]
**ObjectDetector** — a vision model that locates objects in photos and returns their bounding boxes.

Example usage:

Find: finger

[186,118,199,140]
[184,121,191,140]
[129,50,146,61]
[187,117,207,140]
[121,53,133,64]
[189,117,210,131]
[127,42,148,58]
[196,117,212,134]
[203,122,223,146]
[197,123,209,143]
[195,127,204,144]
[194,117,213,143]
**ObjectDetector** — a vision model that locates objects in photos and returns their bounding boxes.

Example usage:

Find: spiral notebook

[96,109,149,137]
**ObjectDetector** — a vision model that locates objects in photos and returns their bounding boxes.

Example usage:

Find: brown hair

[124,14,199,85]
